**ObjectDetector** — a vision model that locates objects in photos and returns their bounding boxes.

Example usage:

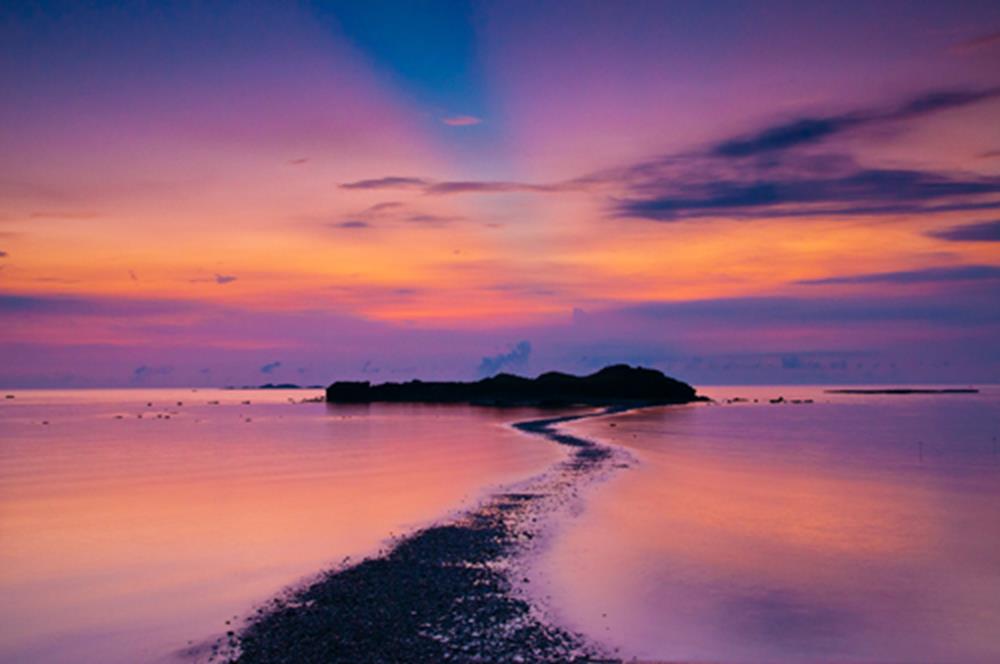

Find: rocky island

[326,364,703,407]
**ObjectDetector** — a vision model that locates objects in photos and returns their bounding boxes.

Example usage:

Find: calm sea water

[0,389,564,664]
[537,385,1000,663]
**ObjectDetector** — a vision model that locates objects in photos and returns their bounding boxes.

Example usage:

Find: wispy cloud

[189,273,238,285]
[477,340,532,376]
[406,214,463,225]
[340,177,430,190]
[365,201,403,214]
[712,87,1000,158]
[132,365,173,383]
[335,86,1000,222]
[611,87,1000,221]
[928,219,1000,242]
[259,360,282,374]
[616,162,1000,221]
[441,115,483,127]
[332,220,371,229]
[339,176,567,195]
[0,250,7,258]
[796,265,1000,285]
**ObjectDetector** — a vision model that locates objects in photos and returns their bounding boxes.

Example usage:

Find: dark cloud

[131,365,173,383]
[0,250,7,258]
[614,87,1000,220]
[188,273,237,285]
[260,361,282,374]
[796,265,1000,286]
[713,87,1000,158]
[781,355,803,369]
[713,117,863,158]
[333,220,371,229]
[339,177,430,190]
[927,219,1000,242]
[477,340,532,376]
[0,293,198,316]
[617,165,1000,221]
[332,87,1000,223]
[288,157,309,165]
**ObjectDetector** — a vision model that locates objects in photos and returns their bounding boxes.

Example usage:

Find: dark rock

[326,364,702,407]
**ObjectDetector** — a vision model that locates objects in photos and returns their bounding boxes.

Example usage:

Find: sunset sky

[2,1,999,387]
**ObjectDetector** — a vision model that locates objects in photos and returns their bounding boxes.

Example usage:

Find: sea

[1,385,998,663]
[534,384,1000,663]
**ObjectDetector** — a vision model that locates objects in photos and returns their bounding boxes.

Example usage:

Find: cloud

[477,340,532,376]
[260,360,282,374]
[288,157,309,165]
[927,219,1000,242]
[332,220,371,229]
[332,86,1000,219]
[424,181,560,195]
[131,365,173,383]
[796,265,1000,285]
[442,115,483,127]
[188,273,238,285]
[712,87,1000,158]
[339,177,430,190]
[406,213,463,225]
[0,250,6,258]
[365,201,403,214]
[616,163,1000,221]
[339,176,571,196]
[0,292,199,316]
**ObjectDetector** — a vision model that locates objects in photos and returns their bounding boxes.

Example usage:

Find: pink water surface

[0,389,564,663]
[536,385,1000,663]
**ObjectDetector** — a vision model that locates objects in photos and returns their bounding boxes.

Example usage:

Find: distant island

[326,364,704,407]
[826,388,979,395]
[224,383,324,390]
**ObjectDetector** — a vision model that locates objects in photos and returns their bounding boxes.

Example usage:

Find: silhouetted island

[826,388,978,395]
[326,364,703,407]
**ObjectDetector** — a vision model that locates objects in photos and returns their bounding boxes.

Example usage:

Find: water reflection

[536,386,1000,663]
[0,390,563,663]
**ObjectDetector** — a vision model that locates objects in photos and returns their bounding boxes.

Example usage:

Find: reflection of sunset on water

[0,392,563,662]
[537,387,1000,663]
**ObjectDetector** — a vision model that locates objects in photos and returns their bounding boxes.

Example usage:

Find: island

[826,388,978,395]
[326,364,703,407]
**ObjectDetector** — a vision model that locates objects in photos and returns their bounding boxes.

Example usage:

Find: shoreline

[205,406,643,663]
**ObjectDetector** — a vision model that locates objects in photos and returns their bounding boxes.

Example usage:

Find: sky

[1,0,999,387]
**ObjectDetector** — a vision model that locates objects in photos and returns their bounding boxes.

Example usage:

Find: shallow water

[0,389,564,663]
[538,385,1000,663]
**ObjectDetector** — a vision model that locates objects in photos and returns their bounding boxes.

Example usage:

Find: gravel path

[206,408,633,664]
